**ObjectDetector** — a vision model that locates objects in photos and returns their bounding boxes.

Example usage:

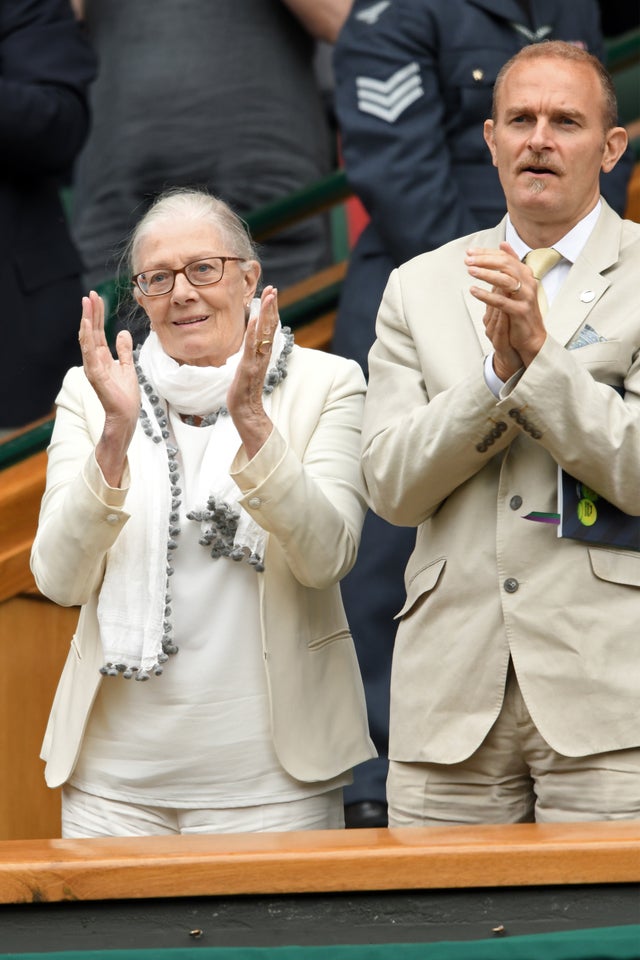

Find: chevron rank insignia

[355,1,391,25]
[510,21,553,42]
[356,62,424,123]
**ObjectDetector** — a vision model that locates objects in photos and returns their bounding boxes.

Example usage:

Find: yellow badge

[577,498,598,526]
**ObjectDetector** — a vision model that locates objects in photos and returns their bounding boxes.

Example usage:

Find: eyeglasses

[132,256,243,296]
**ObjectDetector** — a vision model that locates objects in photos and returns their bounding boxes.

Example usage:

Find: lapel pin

[472,69,484,81]
[579,290,595,303]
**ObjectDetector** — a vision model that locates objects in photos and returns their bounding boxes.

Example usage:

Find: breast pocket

[568,339,621,366]
[439,48,501,121]
[394,557,446,621]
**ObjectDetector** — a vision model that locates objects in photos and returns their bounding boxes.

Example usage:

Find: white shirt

[71,412,348,807]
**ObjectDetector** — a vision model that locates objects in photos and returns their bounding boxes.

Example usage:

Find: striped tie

[524,247,562,316]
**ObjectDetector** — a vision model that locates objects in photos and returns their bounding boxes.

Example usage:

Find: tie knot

[524,247,562,280]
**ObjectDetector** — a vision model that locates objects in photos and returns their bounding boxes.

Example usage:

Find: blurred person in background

[69,0,350,310]
[0,0,95,434]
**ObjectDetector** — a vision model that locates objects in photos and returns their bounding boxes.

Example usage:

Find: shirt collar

[505,199,602,266]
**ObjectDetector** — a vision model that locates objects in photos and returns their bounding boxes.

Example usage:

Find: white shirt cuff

[483,353,505,398]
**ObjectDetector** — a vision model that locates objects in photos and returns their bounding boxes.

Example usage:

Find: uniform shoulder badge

[356,62,424,124]
[356,1,391,25]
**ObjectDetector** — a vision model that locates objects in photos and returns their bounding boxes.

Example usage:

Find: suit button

[504,578,519,593]
[508,408,519,418]
[476,441,488,452]
[530,429,542,440]
[248,497,262,508]
[510,496,523,510]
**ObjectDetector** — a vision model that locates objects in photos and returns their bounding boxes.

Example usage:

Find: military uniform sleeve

[0,0,96,175]
[333,0,479,264]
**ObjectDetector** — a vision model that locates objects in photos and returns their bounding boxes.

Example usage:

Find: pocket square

[567,323,607,350]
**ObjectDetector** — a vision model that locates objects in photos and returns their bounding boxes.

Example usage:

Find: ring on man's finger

[512,280,522,293]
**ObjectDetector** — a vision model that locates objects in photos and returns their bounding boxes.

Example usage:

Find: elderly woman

[31,189,375,837]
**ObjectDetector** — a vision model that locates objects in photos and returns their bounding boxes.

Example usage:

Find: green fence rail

[245,169,350,241]
[606,26,640,72]
[0,420,54,471]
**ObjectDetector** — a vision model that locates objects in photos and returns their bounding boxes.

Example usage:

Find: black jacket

[0,0,96,427]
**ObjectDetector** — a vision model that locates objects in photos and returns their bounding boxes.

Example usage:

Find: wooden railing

[2,820,639,904]
[2,822,638,952]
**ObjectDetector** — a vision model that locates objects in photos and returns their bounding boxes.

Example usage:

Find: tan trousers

[388,663,640,826]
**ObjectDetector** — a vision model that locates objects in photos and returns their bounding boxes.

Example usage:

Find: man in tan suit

[361,40,639,825]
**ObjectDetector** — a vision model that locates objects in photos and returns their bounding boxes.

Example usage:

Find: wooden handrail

[0,451,47,601]
[1,821,638,905]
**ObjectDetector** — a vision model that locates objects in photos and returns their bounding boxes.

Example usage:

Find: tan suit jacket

[362,201,640,763]
[32,345,376,789]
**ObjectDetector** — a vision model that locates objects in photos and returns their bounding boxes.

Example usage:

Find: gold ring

[512,280,522,293]
[257,339,273,354]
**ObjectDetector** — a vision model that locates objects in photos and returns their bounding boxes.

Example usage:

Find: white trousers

[62,784,345,837]
[388,663,640,826]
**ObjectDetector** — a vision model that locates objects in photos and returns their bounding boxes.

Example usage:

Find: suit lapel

[528,0,559,34]
[468,0,558,41]
[462,219,508,354]
[546,202,621,347]
[463,282,494,354]
[467,0,527,21]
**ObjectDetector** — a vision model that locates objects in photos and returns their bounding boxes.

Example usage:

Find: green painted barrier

[606,27,640,73]
[0,419,54,470]
[1,924,639,960]
[244,170,350,242]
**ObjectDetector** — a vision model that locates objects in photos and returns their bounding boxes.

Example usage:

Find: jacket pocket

[394,557,446,620]
[308,628,352,651]
[568,339,621,365]
[589,547,640,587]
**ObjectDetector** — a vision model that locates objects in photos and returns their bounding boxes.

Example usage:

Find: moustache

[517,154,563,177]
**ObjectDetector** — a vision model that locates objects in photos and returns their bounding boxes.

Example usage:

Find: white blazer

[32,344,376,788]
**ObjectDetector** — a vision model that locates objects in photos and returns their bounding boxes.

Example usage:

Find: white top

[71,410,348,807]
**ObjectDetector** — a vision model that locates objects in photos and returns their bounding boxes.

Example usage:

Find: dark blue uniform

[332,0,634,818]
[0,0,96,430]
